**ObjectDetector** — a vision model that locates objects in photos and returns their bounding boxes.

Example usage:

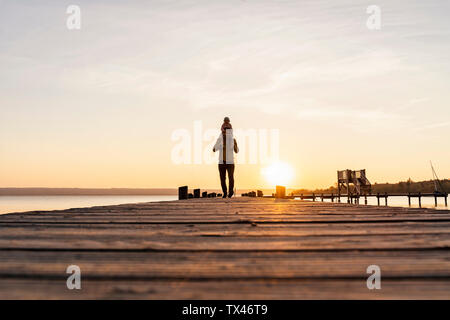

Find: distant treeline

[293,179,450,194]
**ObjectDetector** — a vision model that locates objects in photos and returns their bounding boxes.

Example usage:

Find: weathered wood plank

[0,250,449,279]
[0,233,449,251]
[0,279,449,299]
[2,215,450,224]
[1,221,450,237]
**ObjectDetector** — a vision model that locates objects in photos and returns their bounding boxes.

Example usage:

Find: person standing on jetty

[213,117,239,198]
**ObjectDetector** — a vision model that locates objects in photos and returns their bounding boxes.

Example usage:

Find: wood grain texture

[0,197,449,299]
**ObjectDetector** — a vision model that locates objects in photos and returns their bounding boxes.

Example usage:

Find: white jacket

[213,130,239,164]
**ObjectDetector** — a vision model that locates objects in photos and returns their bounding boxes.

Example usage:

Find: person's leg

[218,164,227,197]
[227,164,235,197]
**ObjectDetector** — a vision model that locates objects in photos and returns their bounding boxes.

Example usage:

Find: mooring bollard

[276,186,286,198]
[194,189,200,198]
[178,186,188,200]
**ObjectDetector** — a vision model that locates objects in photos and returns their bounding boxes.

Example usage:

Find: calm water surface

[1,195,447,215]
[0,195,177,214]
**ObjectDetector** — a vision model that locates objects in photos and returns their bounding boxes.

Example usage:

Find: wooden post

[178,186,188,200]
[331,193,334,202]
[276,186,286,198]
[347,180,350,204]
[445,195,448,207]
[434,195,438,207]
[418,192,422,208]
[321,193,324,202]
[377,193,380,206]
[312,193,315,202]
[364,195,368,205]
[257,190,263,197]
[385,192,388,206]
[337,171,340,202]
[194,189,200,198]
[301,193,304,200]
[202,191,207,198]
[408,193,411,207]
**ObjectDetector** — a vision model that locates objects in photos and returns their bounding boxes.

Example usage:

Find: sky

[0,0,449,190]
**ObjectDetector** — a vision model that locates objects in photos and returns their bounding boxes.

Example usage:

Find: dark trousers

[218,164,235,195]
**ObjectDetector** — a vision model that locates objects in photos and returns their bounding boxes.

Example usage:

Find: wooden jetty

[280,192,449,207]
[0,197,449,299]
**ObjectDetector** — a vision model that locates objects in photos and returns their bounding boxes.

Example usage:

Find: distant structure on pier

[430,161,447,195]
[337,169,372,197]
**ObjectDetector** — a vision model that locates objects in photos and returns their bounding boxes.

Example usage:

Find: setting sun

[261,162,295,187]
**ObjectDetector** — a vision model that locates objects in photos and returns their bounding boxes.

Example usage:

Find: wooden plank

[1,221,450,237]
[0,279,449,299]
[0,233,449,251]
[2,214,450,224]
[0,250,449,279]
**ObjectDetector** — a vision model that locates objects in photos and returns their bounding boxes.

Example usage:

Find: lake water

[0,194,447,215]
[297,195,449,210]
[0,195,177,214]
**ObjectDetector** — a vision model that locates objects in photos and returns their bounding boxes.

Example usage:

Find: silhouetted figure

[213,125,239,198]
